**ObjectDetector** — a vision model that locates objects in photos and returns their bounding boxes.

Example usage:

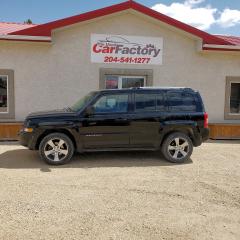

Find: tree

[24,19,33,24]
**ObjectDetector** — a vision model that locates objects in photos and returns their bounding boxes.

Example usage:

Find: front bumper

[19,129,36,150]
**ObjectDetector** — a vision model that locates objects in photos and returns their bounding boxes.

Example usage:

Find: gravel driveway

[0,141,239,240]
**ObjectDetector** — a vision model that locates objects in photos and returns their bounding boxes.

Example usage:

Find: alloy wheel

[44,138,69,162]
[167,137,189,160]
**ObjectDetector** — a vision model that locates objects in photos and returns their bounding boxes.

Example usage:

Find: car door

[129,91,165,148]
[79,92,131,149]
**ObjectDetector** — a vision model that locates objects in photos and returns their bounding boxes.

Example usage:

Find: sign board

[91,34,163,65]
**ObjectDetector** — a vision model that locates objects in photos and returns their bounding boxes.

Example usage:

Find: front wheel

[39,133,74,165]
[161,132,193,163]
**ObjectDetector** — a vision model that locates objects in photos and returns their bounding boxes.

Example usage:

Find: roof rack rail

[129,87,194,90]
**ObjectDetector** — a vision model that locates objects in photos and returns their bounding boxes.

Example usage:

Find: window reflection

[230,83,240,114]
[0,76,8,113]
[105,76,118,89]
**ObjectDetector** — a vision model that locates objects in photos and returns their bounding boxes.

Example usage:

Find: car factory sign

[91,34,163,65]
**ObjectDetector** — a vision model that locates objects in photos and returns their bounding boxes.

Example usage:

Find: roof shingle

[0,22,37,35]
[214,35,240,46]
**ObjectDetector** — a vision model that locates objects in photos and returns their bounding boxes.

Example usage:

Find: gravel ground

[0,140,240,240]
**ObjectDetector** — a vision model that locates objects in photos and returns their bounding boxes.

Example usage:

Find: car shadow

[0,149,193,172]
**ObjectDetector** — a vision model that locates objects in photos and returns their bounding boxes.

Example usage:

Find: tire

[161,132,193,163]
[39,133,74,165]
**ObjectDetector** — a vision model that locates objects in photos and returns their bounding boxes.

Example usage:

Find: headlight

[23,119,34,132]
[23,127,33,133]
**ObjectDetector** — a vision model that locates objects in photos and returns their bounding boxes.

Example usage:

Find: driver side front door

[79,93,131,149]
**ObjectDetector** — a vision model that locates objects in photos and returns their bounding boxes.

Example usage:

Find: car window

[93,94,129,114]
[135,93,156,112]
[167,91,196,112]
[156,93,165,111]
[135,92,165,112]
[71,91,97,111]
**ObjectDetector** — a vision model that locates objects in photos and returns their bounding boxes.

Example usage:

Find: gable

[6,1,230,45]
[1,0,239,51]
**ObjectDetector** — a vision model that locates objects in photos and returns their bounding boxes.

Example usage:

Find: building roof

[0,0,240,50]
[215,35,240,46]
[0,22,37,35]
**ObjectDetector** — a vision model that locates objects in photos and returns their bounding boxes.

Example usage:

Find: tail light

[204,112,208,128]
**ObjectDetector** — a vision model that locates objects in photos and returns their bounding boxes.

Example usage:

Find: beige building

[0,1,240,139]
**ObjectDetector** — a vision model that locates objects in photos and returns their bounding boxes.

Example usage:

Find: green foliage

[24,19,33,24]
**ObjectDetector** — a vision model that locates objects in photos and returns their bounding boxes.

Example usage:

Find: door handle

[88,122,97,126]
[116,118,128,122]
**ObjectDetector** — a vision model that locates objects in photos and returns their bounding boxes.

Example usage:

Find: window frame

[0,70,14,120]
[225,77,240,120]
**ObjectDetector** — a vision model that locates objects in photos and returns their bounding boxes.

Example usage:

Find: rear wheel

[39,133,74,165]
[161,132,193,163]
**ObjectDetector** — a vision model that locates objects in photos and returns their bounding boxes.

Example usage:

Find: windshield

[71,91,97,112]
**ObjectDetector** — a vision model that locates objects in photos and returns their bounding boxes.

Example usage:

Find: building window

[0,76,8,113]
[225,77,240,120]
[99,68,153,90]
[230,83,240,114]
[105,75,145,89]
[0,70,14,120]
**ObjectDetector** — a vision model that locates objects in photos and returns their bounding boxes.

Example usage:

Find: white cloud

[152,0,217,30]
[185,0,205,6]
[152,0,240,31]
[218,8,240,28]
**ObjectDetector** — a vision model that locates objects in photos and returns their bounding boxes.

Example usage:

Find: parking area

[0,141,240,240]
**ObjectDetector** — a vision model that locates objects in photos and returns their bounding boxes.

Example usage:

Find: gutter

[0,35,52,42]
[203,44,240,51]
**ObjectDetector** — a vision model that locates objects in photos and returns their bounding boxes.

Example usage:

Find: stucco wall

[0,12,240,123]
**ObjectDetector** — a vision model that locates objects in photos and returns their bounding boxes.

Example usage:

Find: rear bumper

[201,128,210,142]
[192,127,210,147]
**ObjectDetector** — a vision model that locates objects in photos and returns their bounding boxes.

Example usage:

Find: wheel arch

[160,127,195,147]
[35,128,77,150]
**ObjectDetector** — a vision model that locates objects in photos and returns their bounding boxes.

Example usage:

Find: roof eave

[202,44,240,51]
[8,1,132,37]
[5,0,235,47]
[0,34,52,42]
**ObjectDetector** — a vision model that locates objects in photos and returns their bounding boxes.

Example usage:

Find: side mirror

[84,106,94,117]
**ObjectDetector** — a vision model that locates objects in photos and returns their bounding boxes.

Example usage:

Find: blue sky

[1,0,240,35]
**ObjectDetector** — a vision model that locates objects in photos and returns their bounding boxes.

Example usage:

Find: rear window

[135,92,165,112]
[156,94,165,111]
[166,91,197,112]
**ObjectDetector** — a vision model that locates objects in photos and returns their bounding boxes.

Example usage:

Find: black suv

[20,87,209,165]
